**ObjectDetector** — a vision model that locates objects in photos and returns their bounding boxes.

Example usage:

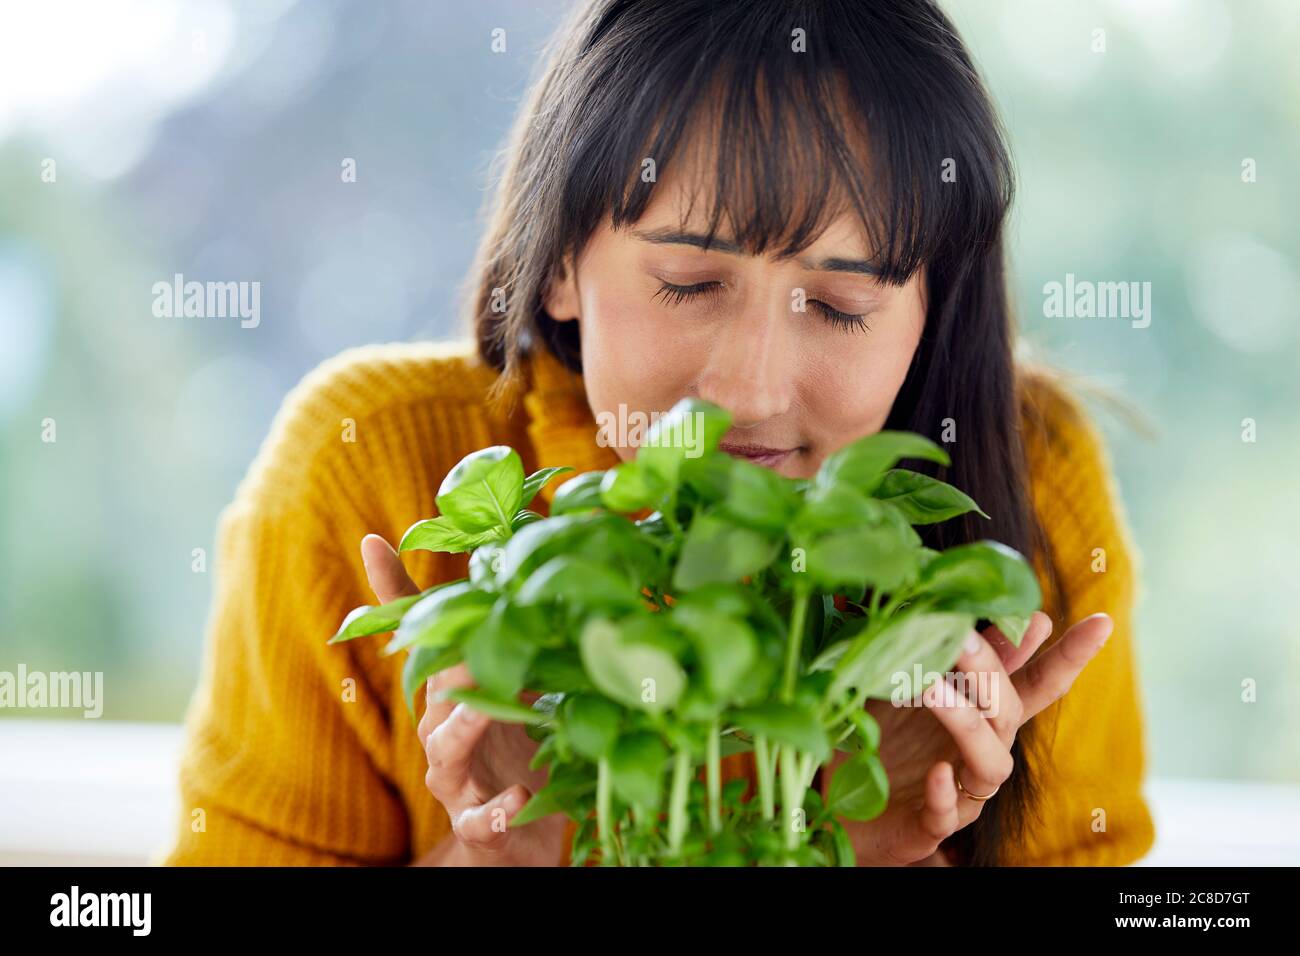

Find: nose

[691,294,795,428]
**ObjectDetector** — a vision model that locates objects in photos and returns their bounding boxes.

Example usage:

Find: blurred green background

[1,0,1297,786]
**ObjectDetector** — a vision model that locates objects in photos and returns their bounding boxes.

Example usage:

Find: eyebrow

[631,228,883,276]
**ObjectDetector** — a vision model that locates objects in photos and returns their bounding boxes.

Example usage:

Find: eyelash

[653,280,873,334]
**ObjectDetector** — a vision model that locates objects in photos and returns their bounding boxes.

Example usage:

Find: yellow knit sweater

[156,338,1155,866]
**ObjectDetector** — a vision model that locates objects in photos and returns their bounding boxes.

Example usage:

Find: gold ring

[955,770,999,801]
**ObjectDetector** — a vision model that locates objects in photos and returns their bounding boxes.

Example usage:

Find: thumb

[456,785,532,849]
[360,533,420,604]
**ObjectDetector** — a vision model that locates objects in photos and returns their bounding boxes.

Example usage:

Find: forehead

[627,142,875,261]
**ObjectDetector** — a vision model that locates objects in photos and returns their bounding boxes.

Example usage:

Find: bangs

[557,0,1013,285]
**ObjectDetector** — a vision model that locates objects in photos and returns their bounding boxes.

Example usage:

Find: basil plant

[330,399,1041,866]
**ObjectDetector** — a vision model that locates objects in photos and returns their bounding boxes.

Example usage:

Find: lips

[717,441,798,468]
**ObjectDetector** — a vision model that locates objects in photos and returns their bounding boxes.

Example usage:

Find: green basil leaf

[463,602,537,699]
[549,470,607,515]
[793,484,887,537]
[510,770,596,827]
[827,751,889,821]
[401,641,464,721]
[730,702,831,764]
[531,691,564,723]
[514,762,599,826]
[495,512,596,582]
[830,819,857,866]
[671,583,751,619]
[521,466,574,507]
[673,512,782,591]
[468,543,505,588]
[803,524,919,593]
[815,431,950,496]
[510,509,544,532]
[720,457,799,533]
[398,516,502,554]
[579,617,685,714]
[989,613,1031,647]
[497,511,661,589]
[873,468,990,524]
[599,459,665,512]
[435,446,525,533]
[637,399,732,488]
[920,540,1042,618]
[438,687,547,724]
[385,582,493,654]
[563,694,622,762]
[718,734,754,759]
[330,587,435,643]
[850,708,881,753]
[514,555,644,610]
[679,453,734,503]
[529,648,596,693]
[828,611,974,702]
[672,604,758,700]
[608,731,669,811]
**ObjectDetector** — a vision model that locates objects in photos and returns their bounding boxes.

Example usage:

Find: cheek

[578,283,697,447]
[803,296,924,440]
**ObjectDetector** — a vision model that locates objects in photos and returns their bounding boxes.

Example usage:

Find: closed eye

[653,279,724,307]
[653,280,872,334]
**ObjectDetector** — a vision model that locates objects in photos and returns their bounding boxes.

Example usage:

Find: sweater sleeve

[1004,376,1157,866]
[154,362,417,866]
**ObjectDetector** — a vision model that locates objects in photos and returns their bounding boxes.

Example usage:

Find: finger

[985,610,1054,674]
[454,785,531,851]
[419,663,476,742]
[893,761,961,863]
[950,628,1022,743]
[360,533,419,603]
[922,675,1013,795]
[1014,612,1114,723]
[424,700,492,813]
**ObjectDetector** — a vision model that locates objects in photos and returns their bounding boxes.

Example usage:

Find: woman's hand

[360,534,568,866]
[823,609,1115,866]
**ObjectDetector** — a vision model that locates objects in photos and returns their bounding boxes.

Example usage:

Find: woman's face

[543,158,927,480]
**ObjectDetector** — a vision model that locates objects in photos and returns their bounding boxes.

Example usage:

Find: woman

[159,0,1155,867]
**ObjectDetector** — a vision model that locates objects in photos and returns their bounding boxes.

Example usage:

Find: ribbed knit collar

[520,345,621,509]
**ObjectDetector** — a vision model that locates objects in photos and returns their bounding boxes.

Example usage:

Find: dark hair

[465,0,1066,866]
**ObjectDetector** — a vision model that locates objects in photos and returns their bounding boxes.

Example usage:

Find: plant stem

[631,805,649,867]
[707,719,721,834]
[781,583,811,702]
[798,751,817,793]
[779,746,804,858]
[755,735,775,820]
[613,810,629,867]
[597,756,615,866]
[667,746,691,856]
[662,490,683,539]
[816,590,917,727]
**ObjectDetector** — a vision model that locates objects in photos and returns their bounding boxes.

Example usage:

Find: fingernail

[1097,618,1114,647]
[963,630,981,654]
